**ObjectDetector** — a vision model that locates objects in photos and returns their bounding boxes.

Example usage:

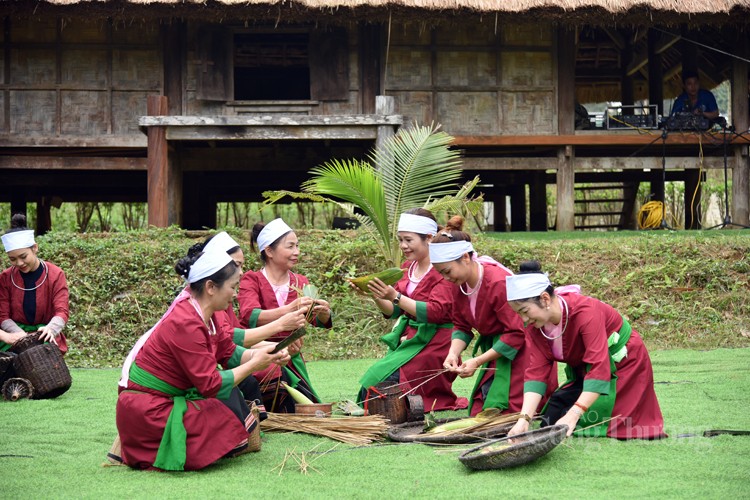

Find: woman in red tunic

[357,209,467,411]
[429,217,555,416]
[238,218,332,411]
[0,214,69,354]
[116,249,290,471]
[506,261,666,439]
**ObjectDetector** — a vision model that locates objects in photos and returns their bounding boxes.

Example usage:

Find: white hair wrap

[506,273,551,301]
[1,230,35,253]
[428,240,474,264]
[203,231,239,255]
[187,249,234,284]
[257,218,293,254]
[397,213,438,236]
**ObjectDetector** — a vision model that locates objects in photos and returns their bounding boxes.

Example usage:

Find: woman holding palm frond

[238,218,332,412]
[357,208,468,411]
[430,217,556,417]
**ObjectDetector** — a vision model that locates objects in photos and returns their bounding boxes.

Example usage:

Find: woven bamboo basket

[9,333,41,354]
[458,425,568,470]
[13,344,72,399]
[364,382,408,424]
[0,352,16,382]
[2,377,34,401]
[247,403,262,452]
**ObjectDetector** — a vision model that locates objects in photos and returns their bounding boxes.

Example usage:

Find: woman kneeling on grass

[506,261,666,439]
[116,249,290,471]
[357,209,468,411]
[0,214,69,354]
[430,217,555,416]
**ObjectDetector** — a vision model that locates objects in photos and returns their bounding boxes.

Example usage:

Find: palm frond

[370,123,463,242]
[424,177,484,216]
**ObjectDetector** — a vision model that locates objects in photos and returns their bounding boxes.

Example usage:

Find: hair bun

[10,213,28,230]
[444,215,464,232]
[174,254,200,279]
[519,260,543,274]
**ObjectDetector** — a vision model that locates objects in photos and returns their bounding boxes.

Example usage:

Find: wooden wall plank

[61,49,108,86]
[10,90,56,134]
[435,51,496,87]
[112,91,150,135]
[61,91,109,135]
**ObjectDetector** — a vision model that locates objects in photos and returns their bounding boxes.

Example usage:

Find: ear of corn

[349,268,406,292]
[426,417,481,434]
[281,381,315,405]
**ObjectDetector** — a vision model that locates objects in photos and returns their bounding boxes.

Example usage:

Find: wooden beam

[602,28,625,50]
[626,32,681,77]
[648,30,664,116]
[0,136,147,148]
[451,134,750,147]
[162,22,185,116]
[0,156,146,170]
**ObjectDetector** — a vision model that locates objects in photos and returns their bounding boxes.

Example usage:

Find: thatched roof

[3,0,750,25]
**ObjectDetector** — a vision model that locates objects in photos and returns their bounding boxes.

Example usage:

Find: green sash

[285,353,321,402]
[468,335,512,415]
[128,362,204,471]
[0,323,45,351]
[567,317,632,437]
[358,315,452,394]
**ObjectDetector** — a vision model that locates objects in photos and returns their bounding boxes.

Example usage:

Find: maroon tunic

[524,291,666,439]
[387,263,466,410]
[116,299,247,471]
[451,263,556,416]
[0,261,69,353]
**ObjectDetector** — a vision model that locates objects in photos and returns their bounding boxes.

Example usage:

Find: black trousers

[540,376,583,428]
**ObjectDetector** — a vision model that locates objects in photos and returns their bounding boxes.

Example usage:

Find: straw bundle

[261,413,389,446]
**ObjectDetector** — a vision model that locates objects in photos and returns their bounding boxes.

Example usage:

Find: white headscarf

[257,218,293,254]
[397,213,438,236]
[506,273,551,301]
[429,240,474,264]
[2,230,35,253]
[187,249,233,284]
[203,231,239,255]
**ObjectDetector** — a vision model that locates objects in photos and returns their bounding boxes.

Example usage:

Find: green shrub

[23,228,750,368]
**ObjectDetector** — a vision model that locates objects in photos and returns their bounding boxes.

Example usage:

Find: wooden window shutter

[195,27,233,101]
[309,28,349,101]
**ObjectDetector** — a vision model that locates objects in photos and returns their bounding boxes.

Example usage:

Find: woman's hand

[250,344,290,371]
[457,357,479,378]
[286,338,303,357]
[443,352,461,372]
[0,330,27,345]
[289,296,314,313]
[312,299,331,323]
[555,410,581,437]
[367,278,397,302]
[37,325,58,345]
[507,419,530,438]
[278,309,307,332]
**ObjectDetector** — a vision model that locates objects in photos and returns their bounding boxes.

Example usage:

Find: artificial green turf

[1,349,748,499]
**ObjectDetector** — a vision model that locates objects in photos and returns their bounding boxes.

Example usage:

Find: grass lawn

[1,348,749,499]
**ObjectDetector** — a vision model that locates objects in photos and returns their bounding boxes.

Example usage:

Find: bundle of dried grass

[261,413,389,446]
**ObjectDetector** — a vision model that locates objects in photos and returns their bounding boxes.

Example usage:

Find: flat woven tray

[387,419,515,445]
[458,424,568,470]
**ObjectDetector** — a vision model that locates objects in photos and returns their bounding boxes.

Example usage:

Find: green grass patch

[0,349,748,499]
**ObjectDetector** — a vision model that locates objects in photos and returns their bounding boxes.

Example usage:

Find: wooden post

[529,171,548,231]
[621,29,634,108]
[647,29,664,116]
[684,169,702,230]
[35,196,52,235]
[147,95,173,227]
[375,95,396,153]
[556,146,575,231]
[162,22,184,116]
[360,23,382,114]
[510,183,527,232]
[730,32,749,226]
[556,27,576,231]
[489,183,507,232]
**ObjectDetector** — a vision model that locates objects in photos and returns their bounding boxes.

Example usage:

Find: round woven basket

[414,421,516,445]
[458,424,568,471]
[387,417,461,442]
[295,402,333,417]
[0,352,16,382]
[13,344,72,399]
[2,377,34,401]
[9,333,41,354]
[247,403,262,452]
